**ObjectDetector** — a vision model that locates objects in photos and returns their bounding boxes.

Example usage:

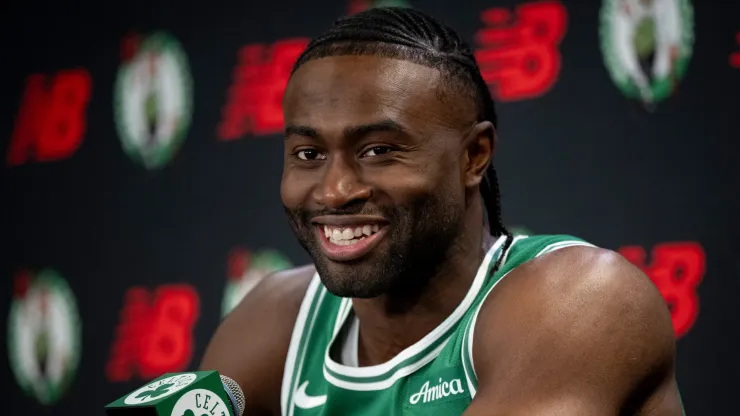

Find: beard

[284,191,465,299]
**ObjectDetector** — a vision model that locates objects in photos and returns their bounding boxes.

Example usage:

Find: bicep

[463,395,613,416]
[463,376,684,416]
[468,247,680,415]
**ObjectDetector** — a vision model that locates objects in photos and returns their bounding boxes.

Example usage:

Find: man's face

[281,55,475,298]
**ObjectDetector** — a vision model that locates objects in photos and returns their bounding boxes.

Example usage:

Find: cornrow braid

[291,7,513,263]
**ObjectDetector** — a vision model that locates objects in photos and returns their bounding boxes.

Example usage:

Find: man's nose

[312,155,372,209]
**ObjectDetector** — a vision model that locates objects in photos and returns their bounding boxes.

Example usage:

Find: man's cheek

[280,171,313,205]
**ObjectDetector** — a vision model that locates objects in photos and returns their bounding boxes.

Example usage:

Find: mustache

[284,204,393,219]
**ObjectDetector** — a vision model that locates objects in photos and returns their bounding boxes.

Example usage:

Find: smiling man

[200,7,684,416]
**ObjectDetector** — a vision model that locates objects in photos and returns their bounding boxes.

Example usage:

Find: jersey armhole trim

[463,239,597,399]
[280,273,322,416]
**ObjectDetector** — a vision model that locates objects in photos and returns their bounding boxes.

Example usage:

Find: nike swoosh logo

[293,381,327,410]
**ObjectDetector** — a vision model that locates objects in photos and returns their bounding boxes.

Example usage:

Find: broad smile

[312,216,389,262]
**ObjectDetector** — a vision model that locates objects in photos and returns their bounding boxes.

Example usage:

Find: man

[201,7,684,415]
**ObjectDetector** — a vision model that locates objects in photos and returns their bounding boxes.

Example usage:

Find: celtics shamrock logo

[170,389,229,416]
[123,373,197,405]
[180,410,208,416]
[135,382,175,400]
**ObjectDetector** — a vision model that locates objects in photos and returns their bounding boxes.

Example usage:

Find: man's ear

[463,121,496,188]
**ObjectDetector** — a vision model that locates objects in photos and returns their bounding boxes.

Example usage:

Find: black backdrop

[1,0,738,414]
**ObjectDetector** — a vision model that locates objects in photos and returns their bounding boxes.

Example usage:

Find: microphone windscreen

[220,374,246,416]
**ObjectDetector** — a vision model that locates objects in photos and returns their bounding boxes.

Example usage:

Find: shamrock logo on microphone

[171,388,231,416]
[135,382,175,400]
[123,373,198,405]
[181,410,208,416]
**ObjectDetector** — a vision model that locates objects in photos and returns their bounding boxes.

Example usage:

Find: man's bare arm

[199,265,314,416]
[464,247,682,416]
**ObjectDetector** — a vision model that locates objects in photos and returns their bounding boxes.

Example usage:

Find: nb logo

[409,378,465,405]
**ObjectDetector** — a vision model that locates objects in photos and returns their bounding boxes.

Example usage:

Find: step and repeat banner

[1,0,738,414]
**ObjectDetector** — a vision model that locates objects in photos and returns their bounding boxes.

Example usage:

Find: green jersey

[279,234,679,415]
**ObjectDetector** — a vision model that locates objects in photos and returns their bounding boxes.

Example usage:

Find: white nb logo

[294,381,327,410]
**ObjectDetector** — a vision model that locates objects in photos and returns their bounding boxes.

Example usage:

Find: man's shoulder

[256,263,317,302]
[507,233,593,255]
[517,243,652,296]
[496,233,594,272]
[466,243,681,414]
[497,243,667,326]
[222,263,317,319]
[471,244,676,410]
[200,262,316,358]
[199,263,317,415]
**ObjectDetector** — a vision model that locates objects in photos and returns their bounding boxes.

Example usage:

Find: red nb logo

[731,31,740,68]
[218,39,309,140]
[7,69,92,166]
[106,285,200,381]
[618,242,705,339]
[474,1,567,102]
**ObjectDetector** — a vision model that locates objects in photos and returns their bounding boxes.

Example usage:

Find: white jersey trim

[323,337,451,391]
[280,274,322,416]
[322,234,508,383]
[288,287,327,416]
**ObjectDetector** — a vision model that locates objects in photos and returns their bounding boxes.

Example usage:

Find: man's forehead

[283,55,473,130]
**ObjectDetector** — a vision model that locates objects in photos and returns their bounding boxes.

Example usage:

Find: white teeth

[329,238,361,246]
[325,224,383,245]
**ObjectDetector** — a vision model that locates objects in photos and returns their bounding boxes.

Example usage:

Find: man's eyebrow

[284,124,320,140]
[284,120,408,141]
[343,119,407,138]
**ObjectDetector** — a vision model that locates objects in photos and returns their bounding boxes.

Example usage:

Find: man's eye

[296,149,326,161]
[363,146,393,157]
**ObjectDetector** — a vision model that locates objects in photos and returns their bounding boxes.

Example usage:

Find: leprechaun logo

[114,31,193,169]
[222,248,292,317]
[600,0,694,106]
[348,0,409,15]
[7,269,81,405]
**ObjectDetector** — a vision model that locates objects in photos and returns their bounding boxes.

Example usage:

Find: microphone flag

[105,370,234,416]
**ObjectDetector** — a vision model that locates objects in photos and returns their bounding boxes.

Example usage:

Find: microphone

[105,370,245,416]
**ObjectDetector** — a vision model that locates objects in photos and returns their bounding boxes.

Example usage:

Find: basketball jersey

[280,234,683,415]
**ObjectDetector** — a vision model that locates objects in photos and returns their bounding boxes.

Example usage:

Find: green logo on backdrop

[7,269,82,405]
[599,0,694,105]
[369,0,408,6]
[510,226,533,237]
[348,0,409,14]
[114,31,193,169]
[221,249,292,317]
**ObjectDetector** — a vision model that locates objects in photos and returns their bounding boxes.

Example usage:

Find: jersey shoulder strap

[460,234,596,398]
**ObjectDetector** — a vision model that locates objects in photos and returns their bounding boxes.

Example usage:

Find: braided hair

[291,7,513,260]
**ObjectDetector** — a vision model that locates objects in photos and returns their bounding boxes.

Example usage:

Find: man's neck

[350,216,491,367]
